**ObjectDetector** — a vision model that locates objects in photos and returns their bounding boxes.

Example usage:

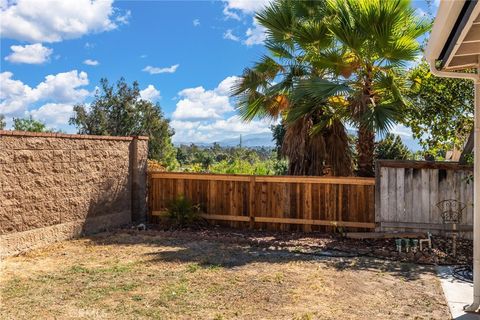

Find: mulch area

[144,224,473,266]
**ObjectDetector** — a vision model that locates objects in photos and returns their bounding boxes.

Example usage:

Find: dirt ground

[0,229,450,320]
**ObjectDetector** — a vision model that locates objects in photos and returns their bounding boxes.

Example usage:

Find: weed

[132,295,143,301]
[167,195,200,225]
[186,263,200,273]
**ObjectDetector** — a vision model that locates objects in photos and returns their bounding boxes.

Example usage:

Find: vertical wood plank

[420,169,430,224]
[429,169,439,224]
[412,169,422,225]
[248,176,255,229]
[387,168,397,223]
[379,167,389,230]
[395,169,405,222]
[304,183,312,232]
[404,168,413,224]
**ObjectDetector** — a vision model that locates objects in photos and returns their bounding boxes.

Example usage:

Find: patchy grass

[0,230,450,319]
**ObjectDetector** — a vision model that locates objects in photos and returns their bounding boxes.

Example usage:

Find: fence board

[376,161,473,239]
[148,172,375,232]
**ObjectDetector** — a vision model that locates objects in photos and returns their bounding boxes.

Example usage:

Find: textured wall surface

[0,131,148,256]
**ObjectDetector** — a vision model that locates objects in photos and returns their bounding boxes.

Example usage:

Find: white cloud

[140,85,161,102]
[170,76,271,144]
[171,116,271,144]
[215,76,240,95]
[244,19,267,46]
[390,124,413,138]
[222,0,271,17]
[143,64,179,74]
[223,6,241,21]
[223,29,240,42]
[83,59,99,66]
[0,70,89,117]
[0,0,129,43]
[34,71,89,102]
[172,76,240,121]
[0,71,35,115]
[173,87,233,121]
[193,19,200,27]
[4,43,52,64]
[28,103,73,128]
[116,9,131,25]
[221,1,269,46]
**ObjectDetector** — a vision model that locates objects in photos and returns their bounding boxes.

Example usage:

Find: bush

[167,195,200,225]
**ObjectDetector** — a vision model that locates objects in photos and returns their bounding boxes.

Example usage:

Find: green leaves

[232,0,427,176]
[375,133,412,160]
[0,114,5,130]
[13,116,50,133]
[404,61,474,154]
[70,78,178,168]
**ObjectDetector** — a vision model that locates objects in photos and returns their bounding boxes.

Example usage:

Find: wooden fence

[148,172,375,232]
[375,160,474,238]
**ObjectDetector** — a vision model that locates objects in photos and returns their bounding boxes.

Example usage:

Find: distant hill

[216,133,275,147]
[175,131,422,151]
[175,132,275,148]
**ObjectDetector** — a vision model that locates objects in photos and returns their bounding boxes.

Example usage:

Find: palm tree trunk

[282,117,352,176]
[357,68,375,177]
[357,125,375,177]
[324,120,352,176]
[282,117,326,176]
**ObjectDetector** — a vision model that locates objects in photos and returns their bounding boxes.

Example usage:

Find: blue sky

[0,0,437,146]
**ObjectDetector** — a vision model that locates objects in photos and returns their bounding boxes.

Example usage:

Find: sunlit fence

[148,172,375,232]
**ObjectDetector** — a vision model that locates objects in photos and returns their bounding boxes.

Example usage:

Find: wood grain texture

[148,173,375,232]
[376,162,473,239]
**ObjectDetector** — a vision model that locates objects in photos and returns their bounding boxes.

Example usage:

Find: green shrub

[167,195,200,225]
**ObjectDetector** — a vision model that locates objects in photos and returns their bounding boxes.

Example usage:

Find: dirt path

[0,229,450,319]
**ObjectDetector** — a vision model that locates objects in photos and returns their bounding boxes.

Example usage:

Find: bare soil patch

[1,229,450,319]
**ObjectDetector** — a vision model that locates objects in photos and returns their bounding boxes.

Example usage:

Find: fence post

[249,176,256,229]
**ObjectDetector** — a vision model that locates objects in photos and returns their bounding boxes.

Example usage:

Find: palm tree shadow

[87,229,438,281]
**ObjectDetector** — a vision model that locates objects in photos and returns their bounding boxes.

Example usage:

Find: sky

[0,0,438,146]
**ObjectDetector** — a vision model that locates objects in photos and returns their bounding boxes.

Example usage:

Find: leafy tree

[0,114,5,130]
[13,116,50,132]
[175,143,286,175]
[405,61,474,156]
[70,78,178,169]
[270,123,286,159]
[375,133,412,160]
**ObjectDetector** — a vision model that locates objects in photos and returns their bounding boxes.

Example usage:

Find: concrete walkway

[437,266,479,319]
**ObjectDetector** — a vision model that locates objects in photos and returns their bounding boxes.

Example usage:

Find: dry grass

[0,230,450,320]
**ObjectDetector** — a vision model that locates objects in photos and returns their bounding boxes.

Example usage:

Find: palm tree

[232,0,353,176]
[292,0,429,176]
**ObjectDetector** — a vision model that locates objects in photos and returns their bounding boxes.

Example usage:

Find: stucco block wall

[0,131,148,257]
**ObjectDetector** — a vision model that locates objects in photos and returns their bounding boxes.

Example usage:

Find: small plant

[330,221,346,237]
[167,195,200,226]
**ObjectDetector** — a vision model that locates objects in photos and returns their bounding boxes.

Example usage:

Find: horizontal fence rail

[148,172,375,232]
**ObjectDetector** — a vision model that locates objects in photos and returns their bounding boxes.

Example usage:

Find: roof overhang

[425,0,480,71]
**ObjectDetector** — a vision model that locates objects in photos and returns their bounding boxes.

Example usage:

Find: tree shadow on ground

[85,228,438,281]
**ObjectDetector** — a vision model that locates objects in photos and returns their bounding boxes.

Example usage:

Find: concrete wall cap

[0,130,148,141]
